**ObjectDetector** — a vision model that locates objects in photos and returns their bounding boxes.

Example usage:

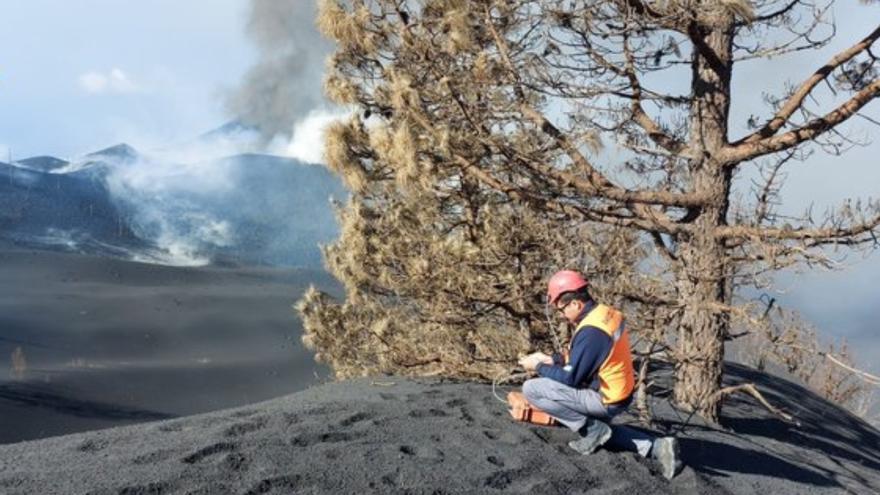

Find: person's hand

[518,354,538,371]
[518,352,552,372]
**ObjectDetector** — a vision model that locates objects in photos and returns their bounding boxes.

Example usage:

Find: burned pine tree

[299,0,880,422]
[297,119,653,379]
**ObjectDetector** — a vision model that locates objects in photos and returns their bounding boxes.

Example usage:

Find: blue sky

[0,1,878,371]
[0,0,255,159]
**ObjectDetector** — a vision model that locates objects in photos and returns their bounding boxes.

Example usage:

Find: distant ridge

[84,143,139,164]
[197,120,260,142]
[14,156,70,173]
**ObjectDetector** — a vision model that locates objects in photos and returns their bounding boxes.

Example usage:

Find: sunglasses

[556,299,575,313]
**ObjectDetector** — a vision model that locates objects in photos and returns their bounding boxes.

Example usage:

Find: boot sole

[654,437,681,480]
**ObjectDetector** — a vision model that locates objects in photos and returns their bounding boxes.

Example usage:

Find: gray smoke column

[227,0,334,141]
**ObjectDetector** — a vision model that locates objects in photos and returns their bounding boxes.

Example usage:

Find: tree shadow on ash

[720,363,880,470]
[677,437,837,486]
[644,362,880,490]
[0,382,173,421]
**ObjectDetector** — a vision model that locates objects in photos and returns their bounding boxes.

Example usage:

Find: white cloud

[280,108,349,164]
[78,68,141,94]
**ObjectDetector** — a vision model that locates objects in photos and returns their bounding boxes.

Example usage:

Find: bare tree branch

[481,6,705,227]
[717,209,880,244]
[746,0,803,25]
[622,33,690,155]
[452,154,688,234]
[733,24,880,147]
[725,77,880,162]
[715,383,800,424]
[519,104,708,209]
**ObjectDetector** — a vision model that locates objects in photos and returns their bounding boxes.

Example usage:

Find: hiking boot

[567,420,612,455]
[651,436,682,480]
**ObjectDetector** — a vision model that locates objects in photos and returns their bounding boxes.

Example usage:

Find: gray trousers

[522,377,654,457]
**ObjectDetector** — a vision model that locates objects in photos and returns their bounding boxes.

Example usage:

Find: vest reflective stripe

[572,304,635,404]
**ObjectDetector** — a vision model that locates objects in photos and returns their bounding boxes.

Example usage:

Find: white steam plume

[104,153,237,266]
[274,108,349,164]
[226,0,334,146]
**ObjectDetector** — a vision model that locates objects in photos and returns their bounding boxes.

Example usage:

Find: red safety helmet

[546,270,589,305]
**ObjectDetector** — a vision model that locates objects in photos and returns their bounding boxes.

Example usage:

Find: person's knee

[522,378,541,402]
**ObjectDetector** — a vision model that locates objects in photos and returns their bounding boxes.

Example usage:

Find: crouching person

[518,270,682,480]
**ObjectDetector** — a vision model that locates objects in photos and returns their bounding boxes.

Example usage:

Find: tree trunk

[674,16,735,423]
[674,220,729,423]
[674,159,732,423]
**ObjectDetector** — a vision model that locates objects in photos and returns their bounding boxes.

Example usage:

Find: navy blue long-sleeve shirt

[535,301,613,390]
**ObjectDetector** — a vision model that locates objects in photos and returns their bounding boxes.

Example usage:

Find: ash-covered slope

[1,365,878,494]
[0,160,146,258]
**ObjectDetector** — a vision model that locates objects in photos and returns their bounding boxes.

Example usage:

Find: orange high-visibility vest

[571,304,635,404]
